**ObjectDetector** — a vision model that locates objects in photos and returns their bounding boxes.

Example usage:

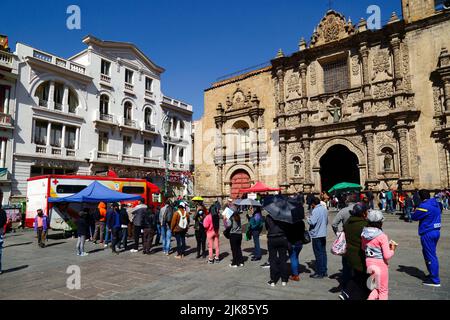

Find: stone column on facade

[444,78,450,112]
[276,68,286,128]
[363,128,377,186]
[390,35,403,91]
[217,164,224,196]
[62,85,69,113]
[279,141,288,187]
[75,127,80,150]
[437,142,450,188]
[0,140,6,168]
[3,87,10,114]
[395,124,410,178]
[250,113,260,180]
[48,81,55,110]
[360,43,371,97]
[303,138,312,184]
[46,122,52,147]
[300,62,308,108]
[61,125,66,152]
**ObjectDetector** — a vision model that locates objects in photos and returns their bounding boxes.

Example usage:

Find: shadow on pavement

[87,248,106,254]
[397,265,427,281]
[243,248,268,255]
[4,242,33,248]
[44,242,66,248]
[219,252,230,260]
[2,265,29,274]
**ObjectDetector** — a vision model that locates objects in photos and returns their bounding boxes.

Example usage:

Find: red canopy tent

[239,181,282,194]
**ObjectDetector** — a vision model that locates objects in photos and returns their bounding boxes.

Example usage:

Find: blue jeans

[405,207,413,221]
[252,230,261,259]
[312,237,327,276]
[174,232,186,255]
[155,224,161,245]
[0,232,4,272]
[381,199,386,210]
[120,228,128,249]
[289,242,303,276]
[387,199,394,213]
[105,228,111,244]
[161,224,172,253]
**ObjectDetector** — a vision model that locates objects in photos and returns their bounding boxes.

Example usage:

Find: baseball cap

[367,209,385,223]
[178,201,186,208]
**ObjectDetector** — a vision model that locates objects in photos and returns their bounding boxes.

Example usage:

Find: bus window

[122,186,145,194]
[56,185,88,194]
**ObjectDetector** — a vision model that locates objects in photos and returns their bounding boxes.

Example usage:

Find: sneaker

[208,259,214,264]
[229,264,238,268]
[310,274,325,279]
[214,257,220,264]
[165,252,169,256]
[239,263,244,267]
[76,252,81,256]
[339,291,349,300]
[80,252,89,257]
[261,262,270,268]
[289,275,300,281]
[267,280,275,287]
[130,249,138,253]
[422,280,441,287]
[103,244,108,248]
[281,282,287,286]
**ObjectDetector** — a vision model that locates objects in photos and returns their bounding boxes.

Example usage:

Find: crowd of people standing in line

[0,188,443,300]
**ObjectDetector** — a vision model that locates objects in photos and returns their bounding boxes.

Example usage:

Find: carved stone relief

[372,50,392,80]
[286,116,300,127]
[373,82,394,99]
[310,10,356,47]
[310,62,317,86]
[286,72,301,100]
[352,55,360,76]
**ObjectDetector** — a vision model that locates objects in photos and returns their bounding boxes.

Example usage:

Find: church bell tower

[401,0,436,23]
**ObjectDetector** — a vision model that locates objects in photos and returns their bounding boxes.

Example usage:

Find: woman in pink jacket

[203,205,221,264]
[361,210,397,300]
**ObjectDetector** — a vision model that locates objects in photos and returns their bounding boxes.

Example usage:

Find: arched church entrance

[230,169,251,199]
[319,144,360,193]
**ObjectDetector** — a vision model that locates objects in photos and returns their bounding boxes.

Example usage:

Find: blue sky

[3,0,400,120]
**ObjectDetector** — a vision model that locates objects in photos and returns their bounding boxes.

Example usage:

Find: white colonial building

[0,48,18,204]
[10,35,193,201]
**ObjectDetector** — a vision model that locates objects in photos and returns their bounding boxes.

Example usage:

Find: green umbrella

[328,182,362,194]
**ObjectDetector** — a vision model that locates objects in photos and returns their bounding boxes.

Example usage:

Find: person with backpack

[142,205,157,254]
[246,206,264,261]
[118,204,130,251]
[160,200,174,255]
[76,209,90,256]
[203,201,221,264]
[0,204,7,274]
[361,210,397,300]
[193,204,207,259]
[170,201,190,259]
[225,211,244,268]
[130,198,147,253]
[93,202,107,244]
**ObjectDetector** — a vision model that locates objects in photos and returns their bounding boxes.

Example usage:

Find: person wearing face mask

[34,209,48,248]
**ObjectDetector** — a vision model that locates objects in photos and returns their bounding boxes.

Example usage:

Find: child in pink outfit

[203,212,220,263]
[361,210,396,300]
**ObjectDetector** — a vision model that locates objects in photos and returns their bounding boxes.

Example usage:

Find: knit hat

[367,209,385,223]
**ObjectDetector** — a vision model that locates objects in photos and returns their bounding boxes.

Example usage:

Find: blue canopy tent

[48,181,142,203]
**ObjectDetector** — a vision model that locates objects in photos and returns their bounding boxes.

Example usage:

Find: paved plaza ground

[0,210,449,300]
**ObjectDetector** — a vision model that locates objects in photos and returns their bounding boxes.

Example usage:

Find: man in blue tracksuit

[411,190,441,287]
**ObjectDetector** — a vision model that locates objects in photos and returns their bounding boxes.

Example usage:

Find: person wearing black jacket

[142,205,157,254]
[0,204,7,274]
[265,214,289,286]
[193,205,207,259]
[76,209,90,256]
[119,204,130,250]
[106,203,122,255]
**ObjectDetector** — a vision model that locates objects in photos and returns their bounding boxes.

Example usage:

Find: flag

[0,35,9,50]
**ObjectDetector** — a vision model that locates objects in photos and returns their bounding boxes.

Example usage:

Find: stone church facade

[195,1,450,200]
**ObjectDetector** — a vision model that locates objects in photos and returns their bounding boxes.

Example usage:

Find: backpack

[177,210,188,230]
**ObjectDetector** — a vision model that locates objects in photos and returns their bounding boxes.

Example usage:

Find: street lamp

[162,113,171,198]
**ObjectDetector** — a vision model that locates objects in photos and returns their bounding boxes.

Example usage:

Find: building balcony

[31,49,88,76]
[93,110,118,126]
[145,90,154,100]
[90,148,163,168]
[118,117,139,132]
[0,113,13,128]
[0,51,14,70]
[34,145,80,158]
[124,83,135,94]
[161,96,193,113]
[139,121,158,136]
[100,74,111,83]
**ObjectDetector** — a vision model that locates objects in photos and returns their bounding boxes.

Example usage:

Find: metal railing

[124,119,137,128]
[99,113,114,123]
